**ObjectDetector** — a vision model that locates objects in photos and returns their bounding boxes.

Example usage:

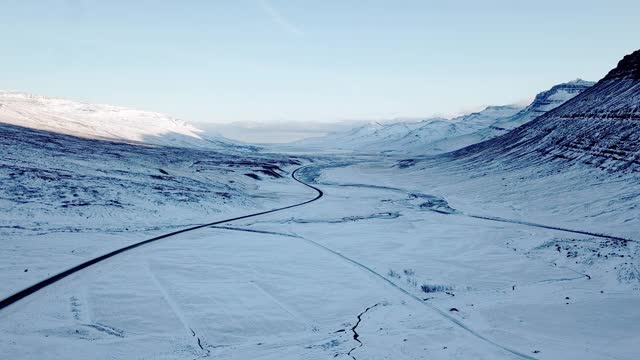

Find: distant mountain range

[295,80,594,154]
[1,78,597,155]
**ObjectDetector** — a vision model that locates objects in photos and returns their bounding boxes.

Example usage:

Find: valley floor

[1,156,639,359]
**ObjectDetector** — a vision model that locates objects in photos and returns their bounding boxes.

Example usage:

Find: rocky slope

[423,80,594,154]
[453,50,640,173]
[491,79,595,132]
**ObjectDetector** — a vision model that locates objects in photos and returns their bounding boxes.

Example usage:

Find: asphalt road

[0,165,323,311]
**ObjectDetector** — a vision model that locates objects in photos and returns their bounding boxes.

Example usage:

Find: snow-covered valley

[2,154,638,359]
[2,50,640,360]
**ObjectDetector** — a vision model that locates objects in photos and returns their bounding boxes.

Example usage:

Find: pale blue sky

[1,0,639,124]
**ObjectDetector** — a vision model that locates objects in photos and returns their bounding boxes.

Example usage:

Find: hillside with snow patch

[293,80,593,155]
[0,92,242,150]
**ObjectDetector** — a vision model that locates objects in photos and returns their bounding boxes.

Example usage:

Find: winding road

[0,163,538,360]
[0,166,322,311]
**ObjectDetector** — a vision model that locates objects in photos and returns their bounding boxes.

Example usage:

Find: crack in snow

[346,303,381,360]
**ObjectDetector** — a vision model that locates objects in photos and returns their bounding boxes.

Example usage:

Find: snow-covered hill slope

[294,105,523,153]
[453,50,640,173]
[293,80,593,155]
[388,50,640,240]
[389,105,522,154]
[425,80,594,154]
[0,121,308,295]
[0,92,242,150]
[294,118,433,150]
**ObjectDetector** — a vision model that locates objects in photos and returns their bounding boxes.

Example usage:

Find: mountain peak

[527,80,594,108]
[602,49,640,81]
[484,104,522,111]
[565,78,594,86]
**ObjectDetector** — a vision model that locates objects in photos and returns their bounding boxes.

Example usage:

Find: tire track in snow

[196,217,537,358]
[145,261,211,357]
[291,167,539,360]
[249,280,308,326]
[292,227,538,360]
[208,225,302,238]
[467,214,637,243]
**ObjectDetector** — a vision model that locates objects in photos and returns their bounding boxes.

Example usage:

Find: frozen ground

[233,160,640,359]
[2,146,639,358]
[0,123,308,297]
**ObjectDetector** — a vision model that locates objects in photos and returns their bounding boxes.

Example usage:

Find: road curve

[0,165,322,311]
[1,164,537,359]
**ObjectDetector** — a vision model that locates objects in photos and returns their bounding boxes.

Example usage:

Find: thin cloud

[258,0,303,36]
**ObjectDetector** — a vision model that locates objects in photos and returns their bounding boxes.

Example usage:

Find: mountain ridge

[450,50,640,172]
[293,80,593,154]
[0,91,243,150]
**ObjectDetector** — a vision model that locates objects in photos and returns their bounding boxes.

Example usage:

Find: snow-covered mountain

[490,79,595,133]
[0,92,241,150]
[294,118,432,150]
[293,80,593,155]
[390,105,523,153]
[453,50,640,172]
[294,105,523,153]
[393,49,640,239]
[424,79,595,153]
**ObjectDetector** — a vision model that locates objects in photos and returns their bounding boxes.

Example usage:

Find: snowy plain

[2,148,639,359]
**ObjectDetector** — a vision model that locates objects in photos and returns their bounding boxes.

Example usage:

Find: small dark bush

[403,269,415,276]
[387,269,401,278]
[420,284,452,293]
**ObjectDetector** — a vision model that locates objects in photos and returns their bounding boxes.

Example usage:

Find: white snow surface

[0,92,235,149]
[2,152,639,359]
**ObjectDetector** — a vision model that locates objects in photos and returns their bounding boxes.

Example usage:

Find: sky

[1,0,639,142]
